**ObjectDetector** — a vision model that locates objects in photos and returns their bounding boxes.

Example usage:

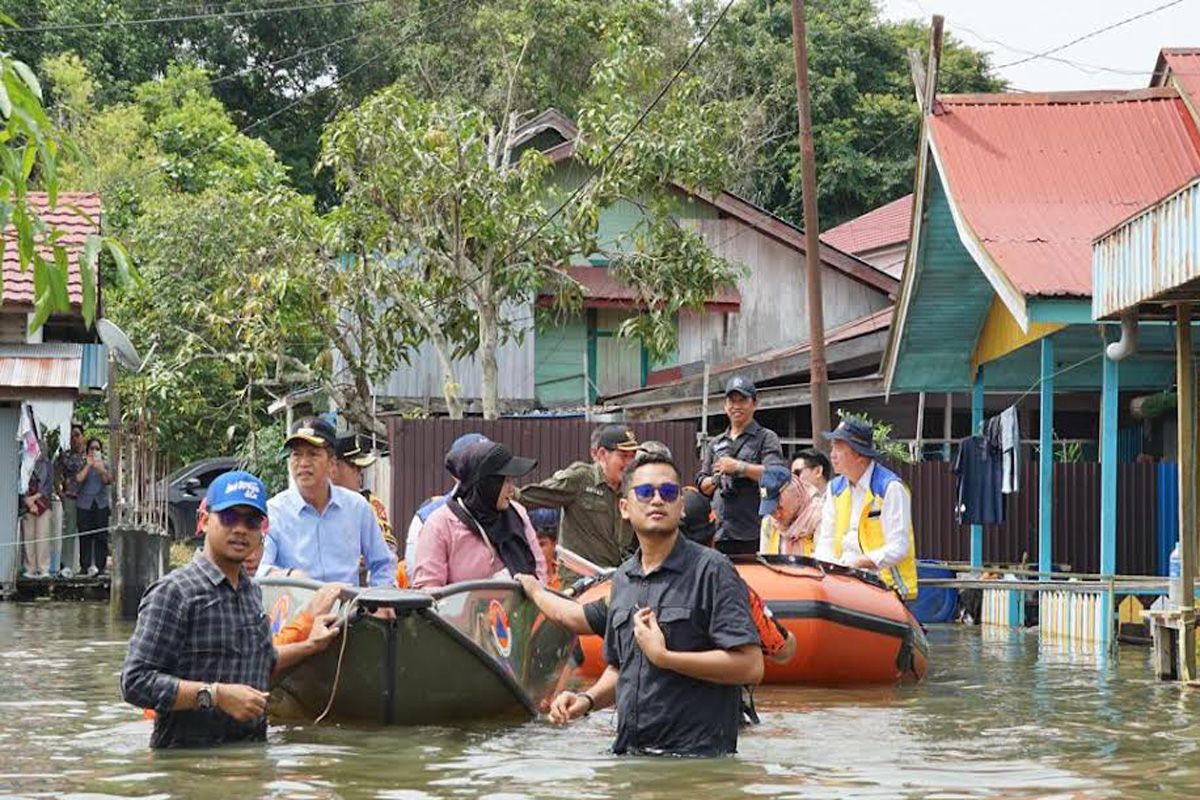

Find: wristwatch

[197,683,215,711]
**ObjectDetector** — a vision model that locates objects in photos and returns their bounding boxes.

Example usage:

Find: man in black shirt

[121,471,338,748]
[548,454,763,756]
[697,376,786,554]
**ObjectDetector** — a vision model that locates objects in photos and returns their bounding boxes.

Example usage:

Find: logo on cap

[224,480,261,500]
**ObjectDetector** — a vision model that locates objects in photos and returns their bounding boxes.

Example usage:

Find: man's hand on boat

[304,614,341,653]
[514,573,542,599]
[303,583,345,618]
[215,683,270,722]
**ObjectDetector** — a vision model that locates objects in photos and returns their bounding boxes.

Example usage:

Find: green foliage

[234,419,289,495]
[0,42,128,330]
[697,0,1003,226]
[835,408,913,464]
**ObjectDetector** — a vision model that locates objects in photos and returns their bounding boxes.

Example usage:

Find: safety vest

[829,464,918,600]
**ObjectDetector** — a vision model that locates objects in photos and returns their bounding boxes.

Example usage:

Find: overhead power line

[502,0,739,263]
[994,0,1185,69]
[3,0,381,34]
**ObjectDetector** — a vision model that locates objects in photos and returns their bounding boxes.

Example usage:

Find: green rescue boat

[258,577,577,726]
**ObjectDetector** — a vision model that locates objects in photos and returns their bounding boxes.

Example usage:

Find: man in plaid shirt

[121,471,338,748]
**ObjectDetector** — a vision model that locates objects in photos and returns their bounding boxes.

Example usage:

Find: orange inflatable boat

[573,555,929,686]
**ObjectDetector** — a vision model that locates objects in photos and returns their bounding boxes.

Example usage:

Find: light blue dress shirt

[258,484,396,586]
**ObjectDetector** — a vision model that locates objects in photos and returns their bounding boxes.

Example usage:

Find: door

[0,405,19,594]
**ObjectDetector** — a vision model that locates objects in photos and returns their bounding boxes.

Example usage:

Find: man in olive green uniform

[517,425,640,583]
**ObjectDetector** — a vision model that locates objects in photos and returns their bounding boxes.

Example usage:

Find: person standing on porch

[76,437,112,576]
[813,419,919,600]
[697,377,786,555]
[20,450,53,578]
[55,424,87,576]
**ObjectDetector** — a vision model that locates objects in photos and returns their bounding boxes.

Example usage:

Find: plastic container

[911,560,958,623]
[1168,541,1182,609]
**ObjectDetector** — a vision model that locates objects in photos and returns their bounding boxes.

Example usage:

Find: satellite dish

[96,318,143,371]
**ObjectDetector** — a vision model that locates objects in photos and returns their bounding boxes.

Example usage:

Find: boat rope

[314,593,363,725]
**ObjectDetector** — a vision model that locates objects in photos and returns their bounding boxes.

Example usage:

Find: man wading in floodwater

[121,471,339,748]
[548,453,763,756]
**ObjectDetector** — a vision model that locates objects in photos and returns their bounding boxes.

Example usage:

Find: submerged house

[884,39,1200,603]
[0,194,108,595]
[358,110,898,421]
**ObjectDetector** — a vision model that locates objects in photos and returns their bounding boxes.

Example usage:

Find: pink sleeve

[412,509,451,589]
[514,502,548,583]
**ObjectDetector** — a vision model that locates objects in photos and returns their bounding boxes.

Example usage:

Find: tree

[0,40,127,330]
[319,10,743,419]
[696,0,1003,226]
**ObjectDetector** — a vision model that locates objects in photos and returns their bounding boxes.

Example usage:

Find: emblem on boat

[270,594,291,635]
[488,599,512,658]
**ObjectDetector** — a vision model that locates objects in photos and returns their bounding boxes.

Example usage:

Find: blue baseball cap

[758,465,794,516]
[206,470,269,514]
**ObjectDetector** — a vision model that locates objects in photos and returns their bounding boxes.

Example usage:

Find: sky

[877,0,1200,91]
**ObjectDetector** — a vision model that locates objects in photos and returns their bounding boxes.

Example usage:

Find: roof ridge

[938,87,1179,107]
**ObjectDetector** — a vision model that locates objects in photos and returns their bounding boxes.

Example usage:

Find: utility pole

[791,0,830,448]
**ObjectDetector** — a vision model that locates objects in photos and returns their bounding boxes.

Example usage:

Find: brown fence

[387,417,700,528]
[897,461,1161,574]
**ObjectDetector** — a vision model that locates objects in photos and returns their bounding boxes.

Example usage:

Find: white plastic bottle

[1169,541,1182,609]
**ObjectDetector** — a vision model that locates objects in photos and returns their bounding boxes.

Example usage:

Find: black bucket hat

[823,419,881,459]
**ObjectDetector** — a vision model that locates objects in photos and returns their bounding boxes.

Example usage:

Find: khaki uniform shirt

[517,461,631,573]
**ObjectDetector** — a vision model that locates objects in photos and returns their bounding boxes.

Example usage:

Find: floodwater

[1,603,1199,800]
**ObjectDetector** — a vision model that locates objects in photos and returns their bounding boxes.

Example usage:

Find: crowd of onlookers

[19,422,112,579]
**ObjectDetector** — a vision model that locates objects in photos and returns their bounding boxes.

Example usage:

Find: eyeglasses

[216,508,266,531]
[631,482,681,504]
[88,446,102,452]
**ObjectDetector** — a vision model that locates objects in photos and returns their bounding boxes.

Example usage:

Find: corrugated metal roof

[626,306,893,396]
[538,266,741,311]
[1093,175,1200,317]
[0,352,81,391]
[929,89,1200,298]
[1156,50,1200,113]
[1,192,101,309]
[821,194,913,255]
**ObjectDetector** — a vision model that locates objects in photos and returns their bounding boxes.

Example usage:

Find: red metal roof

[929,89,1200,297]
[2,192,101,309]
[537,266,741,311]
[821,194,912,255]
[1155,49,1200,113]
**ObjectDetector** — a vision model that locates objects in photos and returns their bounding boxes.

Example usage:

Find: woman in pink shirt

[412,441,547,589]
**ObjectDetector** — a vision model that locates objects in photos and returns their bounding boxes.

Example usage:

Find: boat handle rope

[313,593,364,725]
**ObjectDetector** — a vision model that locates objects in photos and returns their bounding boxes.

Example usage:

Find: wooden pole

[791,0,830,449]
[1176,303,1196,680]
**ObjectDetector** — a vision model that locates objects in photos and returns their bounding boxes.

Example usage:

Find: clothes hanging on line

[953,435,1005,526]
[984,405,1020,495]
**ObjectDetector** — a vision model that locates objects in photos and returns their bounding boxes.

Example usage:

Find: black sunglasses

[631,482,681,504]
[216,507,266,531]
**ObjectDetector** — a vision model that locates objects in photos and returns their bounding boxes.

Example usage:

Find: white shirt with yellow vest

[813,462,918,599]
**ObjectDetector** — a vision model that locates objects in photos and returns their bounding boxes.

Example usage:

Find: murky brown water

[2,601,1199,799]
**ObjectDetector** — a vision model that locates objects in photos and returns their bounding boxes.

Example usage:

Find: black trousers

[78,504,111,572]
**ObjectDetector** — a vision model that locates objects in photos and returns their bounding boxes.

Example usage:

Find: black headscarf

[446,442,537,577]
